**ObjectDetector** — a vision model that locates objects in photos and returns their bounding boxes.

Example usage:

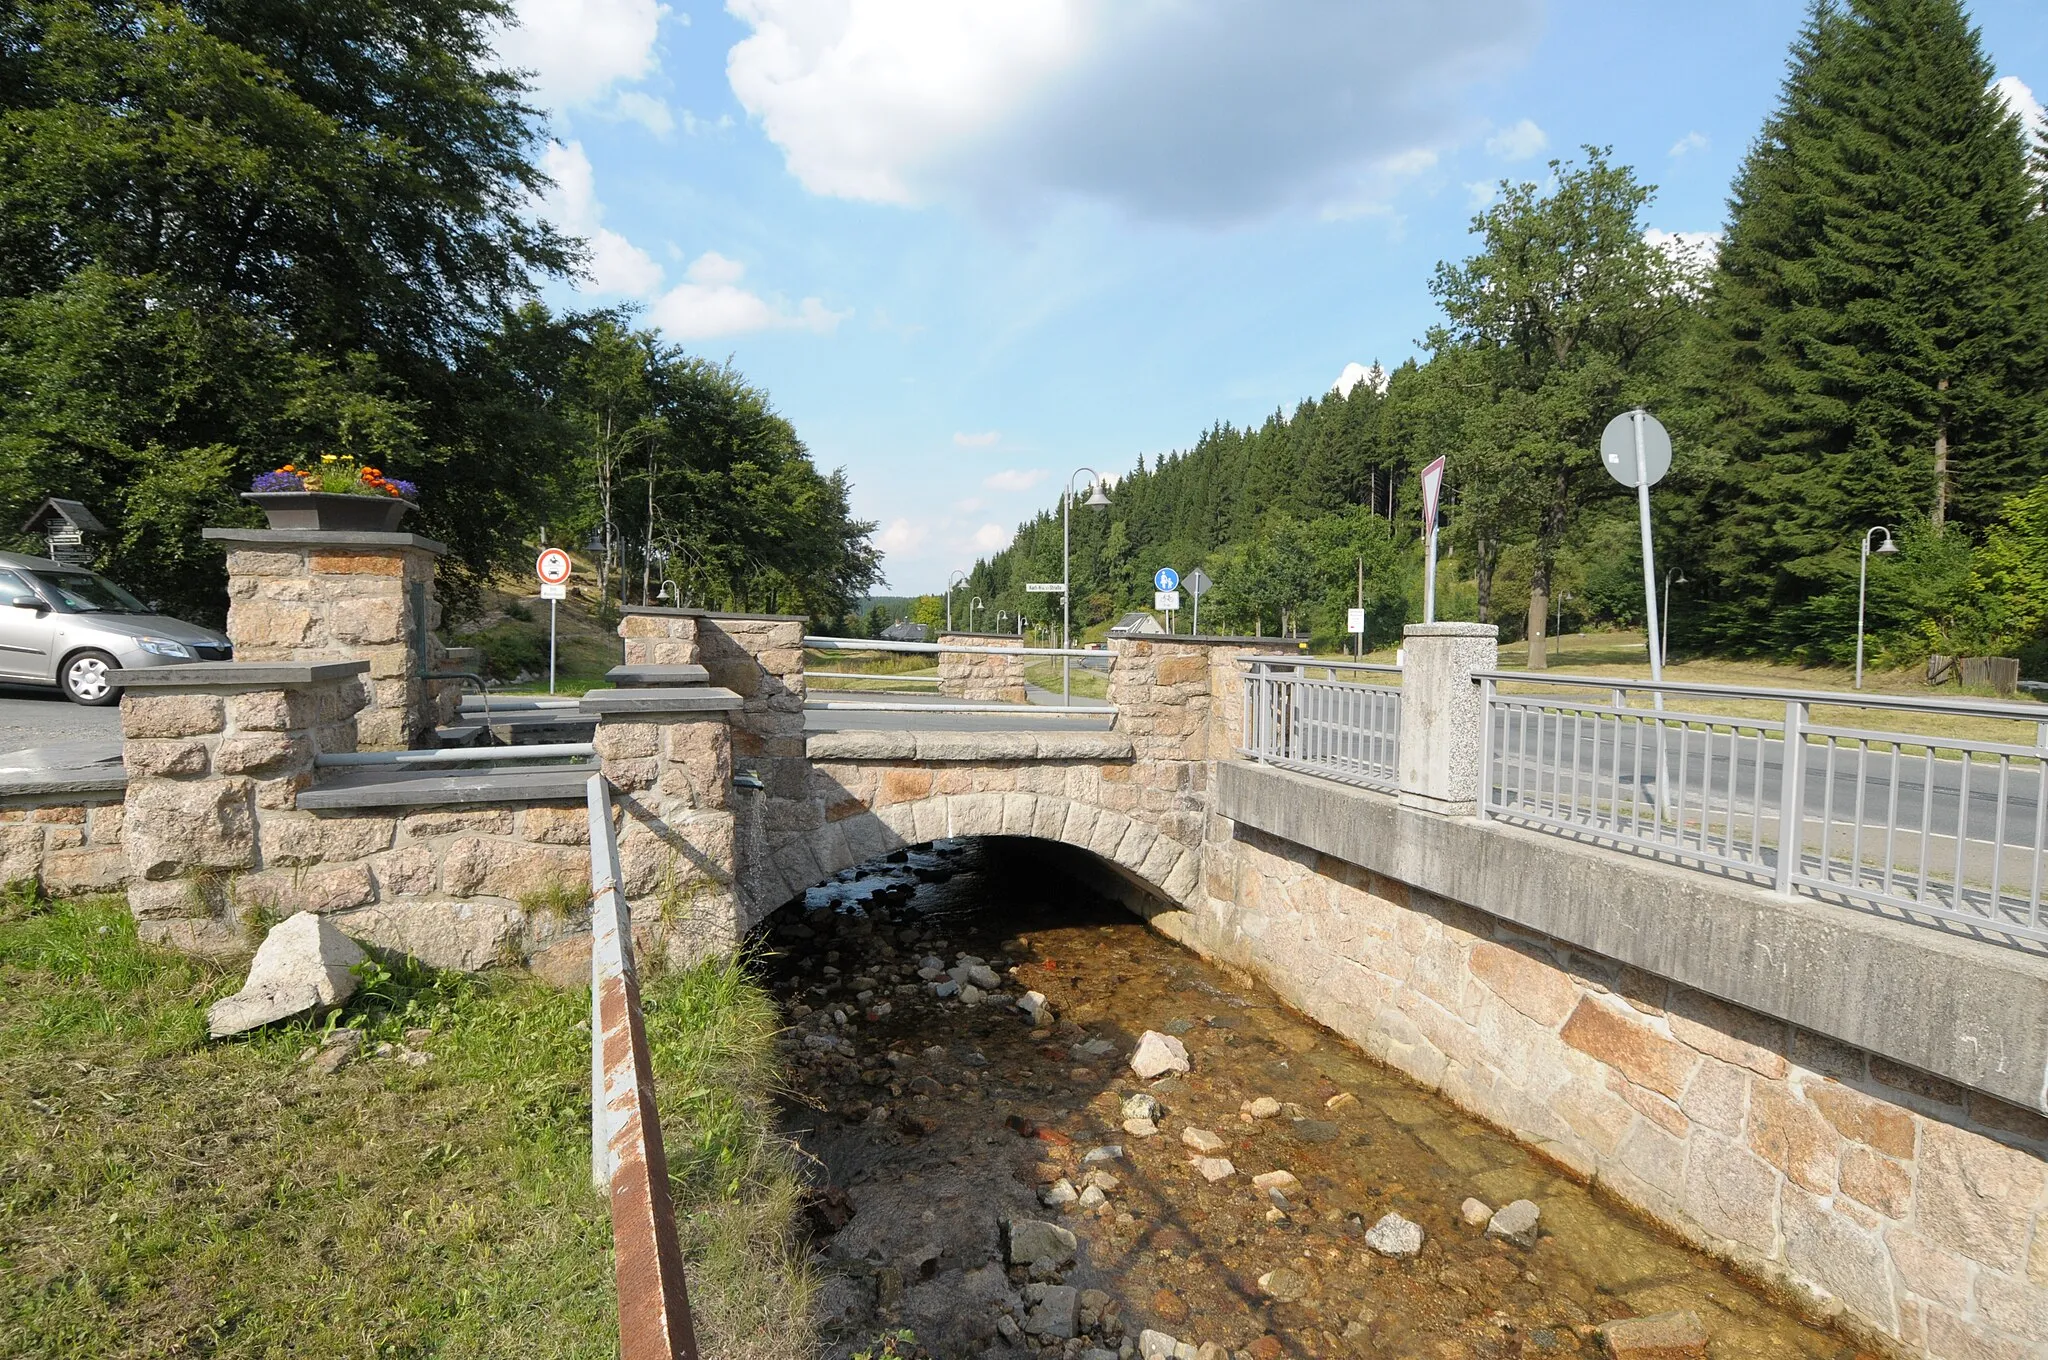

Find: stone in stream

[966,963,1001,989]
[1598,1311,1709,1359]
[1190,1156,1236,1182]
[1023,1283,1080,1339]
[1247,1096,1282,1119]
[1020,990,1052,1023]
[932,980,959,998]
[1487,1198,1542,1247]
[1130,1030,1191,1079]
[1041,1178,1079,1207]
[1180,1127,1226,1154]
[1364,1212,1425,1259]
[1005,1218,1077,1267]
[1257,1267,1310,1302]
[1123,1117,1160,1138]
[1251,1170,1299,1194]
[1138,1331,1179,1360]
[1289,1118,1340,1144]
[208,912,365,1038]
[1121,1092,1162,1122]
[1083,1169,1120,1191]
[1077,1184,1107,1207]
[959,984,984,1003]
[1324,1091,1359,1111]
[1460,1197,1493,1228]
[1082,1144,1124,1164]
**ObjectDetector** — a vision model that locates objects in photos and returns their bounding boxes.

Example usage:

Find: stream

[759,837,1873,1360]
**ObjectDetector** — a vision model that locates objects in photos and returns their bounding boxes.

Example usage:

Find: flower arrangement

[251,454,418,500]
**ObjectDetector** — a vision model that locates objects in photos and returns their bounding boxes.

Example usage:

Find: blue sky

[502,0,2048,594]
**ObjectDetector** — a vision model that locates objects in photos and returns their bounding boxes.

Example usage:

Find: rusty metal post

[587,774,702,1360]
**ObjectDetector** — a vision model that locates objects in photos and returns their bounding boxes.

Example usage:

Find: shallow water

[758,838,1873,1360]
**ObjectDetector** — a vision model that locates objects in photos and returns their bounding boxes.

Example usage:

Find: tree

[1427,149,1703,667]
[1686,0,2048,655]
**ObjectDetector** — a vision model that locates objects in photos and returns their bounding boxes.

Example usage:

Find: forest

[965,0,2048,672]
[0,0,879,628]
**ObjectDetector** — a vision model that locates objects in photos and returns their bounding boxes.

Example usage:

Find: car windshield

[28,570,151,614]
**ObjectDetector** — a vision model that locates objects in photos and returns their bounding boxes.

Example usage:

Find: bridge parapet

[935,632,1029,702]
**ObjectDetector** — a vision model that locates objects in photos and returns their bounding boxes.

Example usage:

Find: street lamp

[1855,526,1898,689]
[1063,467,1110,706]
[1661,569,1688,665]
[946,571,967,632]
[969,596,984,631]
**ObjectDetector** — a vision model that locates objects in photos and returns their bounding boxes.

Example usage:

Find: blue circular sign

[1153,567,1179,592]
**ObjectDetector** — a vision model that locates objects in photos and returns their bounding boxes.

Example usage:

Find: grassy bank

[0,895,811,1360]
[1024,658,1109,701]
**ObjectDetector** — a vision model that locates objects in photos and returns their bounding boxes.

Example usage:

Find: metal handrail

[1239,665,1401,792]
[805,635,1102,659]
[315,743,596,767]
[804,670,941,682]
[806,699,1114,714]
[1476,669,2048,724]
[1242,655,1402,675]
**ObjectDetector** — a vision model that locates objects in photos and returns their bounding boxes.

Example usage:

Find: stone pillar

[1396,622,1498,817]
[114,661,369,954]
[583,686,745,961]
[1107,635,1266,867]
[936,633,1028,702]
[203,528,450,749]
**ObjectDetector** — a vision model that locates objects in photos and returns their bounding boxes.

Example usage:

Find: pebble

[1042,1178,1079,1207]
[996,1316,1023,1343]
[960,984,984,1003]
[1122,1117,1160,1138]
[1073,1037,1117,1059]
[1084,1170,1120,1191]
[1460,1197,1493,1227]
[1121,1093,1162,1122]
[1247,1096,1282,1119]
[922,1045,946,1059]
[1082,1144,1124,1164]
[1024,1283,1081,1339]
[1077,1185,1107,1207]
[1180,1127,1226,1154]
[1257,1267,1310,1302]
[1487,1199,1542,1247]
[1130,1030,1192,1080]
[1251,1170,1300,1194]
[932,980,959,998]
[1598,1310,1709,1358]
[1190,1156,1236,1182]
[967,964,1001,989]
[1324,1091,1358,1112]
[1138,1331,1179,1360]
[1021,990,1053,1022]
[1364,1212,1424,1259]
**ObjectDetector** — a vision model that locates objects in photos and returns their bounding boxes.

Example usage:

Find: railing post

[1477,675,1495,820]
[1776,698,1803,894]
[1396,623,1499,817]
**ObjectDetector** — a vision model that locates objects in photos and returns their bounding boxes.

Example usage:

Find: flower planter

[242,491,417,532]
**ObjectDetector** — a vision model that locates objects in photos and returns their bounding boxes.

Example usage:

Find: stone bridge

[12,518,2046,1360]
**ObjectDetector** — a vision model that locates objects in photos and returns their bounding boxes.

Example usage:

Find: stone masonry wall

[1162,821,2048,1360]
[936,634,1028,703]
[0,794,127,897]
[592,705,740,962]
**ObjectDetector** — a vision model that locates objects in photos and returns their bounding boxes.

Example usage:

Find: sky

[502,0,2048,594]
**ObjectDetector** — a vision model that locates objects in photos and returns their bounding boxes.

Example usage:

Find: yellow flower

[322,454,337,463]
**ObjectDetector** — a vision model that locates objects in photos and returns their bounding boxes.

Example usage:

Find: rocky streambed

[760,838,1872,1360]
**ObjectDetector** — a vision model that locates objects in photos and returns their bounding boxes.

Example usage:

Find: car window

[0,569,31,602]
[27,570,150,614]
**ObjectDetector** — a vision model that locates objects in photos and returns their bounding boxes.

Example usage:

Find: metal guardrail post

[1477,675,1494,818]
[587,774,702,1360]
[1775,699,1803,895]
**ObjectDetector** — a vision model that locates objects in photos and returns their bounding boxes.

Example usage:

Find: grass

[802,647,941,693]
[0,893,812,1360]
[1024,658,1109,701]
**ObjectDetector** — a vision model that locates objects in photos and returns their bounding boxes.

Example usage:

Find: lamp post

[1661,569,1687,665]
[969,596,983,631]
[1063,467,1110,706]
[1855,527,1898,689]
[945,571,967,632]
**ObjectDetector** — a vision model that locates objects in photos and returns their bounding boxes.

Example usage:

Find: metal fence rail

[1478,672,2048,949]
[1239,657,1402,792]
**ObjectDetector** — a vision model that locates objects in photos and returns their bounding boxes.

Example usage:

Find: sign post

[1184,568,1212,636]
[1152,568,1180,634]
[1598,409,1674,685]
[1419,456,1446,624]
[536,548,573,693]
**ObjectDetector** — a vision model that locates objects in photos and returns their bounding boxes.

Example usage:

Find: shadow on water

[750,837,1873,1360]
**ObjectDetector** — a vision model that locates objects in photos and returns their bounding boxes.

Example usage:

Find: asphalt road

[0,685,122,774]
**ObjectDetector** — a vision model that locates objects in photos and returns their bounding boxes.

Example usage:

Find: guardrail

[1239,656,1402,792]
[803,635,1102,658]
[586,773,701,1360]
[1478,672,2048,948]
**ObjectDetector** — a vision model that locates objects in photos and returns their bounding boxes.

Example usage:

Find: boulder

[1130,1030,1191,1079]
[207,912,365,1038]
[1599,1311,1708,1359]
[1023,1284,1080,1339]
[1487,1199,1542,1247]
[1122,1092,1162,1121]
[1363,1212,1424,1259]
[1005,1218,1077,1268]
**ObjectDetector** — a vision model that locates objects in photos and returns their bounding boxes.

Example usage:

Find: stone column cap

[1403,622,1499,639]
[203,527,447,555]
[110,660,371,688]
[579,687,743,715]
[619,605,808,623]
[605,664,711,688]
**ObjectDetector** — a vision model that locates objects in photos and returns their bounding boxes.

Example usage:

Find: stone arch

[759,787,1201,921]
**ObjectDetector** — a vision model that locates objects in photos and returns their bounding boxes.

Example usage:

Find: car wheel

[61,649,121,706]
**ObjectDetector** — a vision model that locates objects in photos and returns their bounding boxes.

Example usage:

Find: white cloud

[973,524,1011,552]
[537,141,665,295]
[877,519,927,554]
[611,91,676,136]
[499,0,668,107]
[954,496,987,513]
[725,0,1543,223]
[953,430,1001,449]
[1484,118,1547,161]
[1995,76,2046,146]
[1644,228,1721,282]
[1331,361,1389,399]
[648,252,850,340]
[1464,180,1498,209]
[680,109,737,135]
[1669,130,1709,158]
[984,468,1049,493]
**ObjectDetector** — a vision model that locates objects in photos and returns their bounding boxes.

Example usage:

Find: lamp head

[1085,481,1111,509]
[1677,571,1688,584]
[1875,527,1898,555]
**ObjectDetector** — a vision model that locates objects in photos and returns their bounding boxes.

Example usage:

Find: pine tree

[1688,0,2048,656]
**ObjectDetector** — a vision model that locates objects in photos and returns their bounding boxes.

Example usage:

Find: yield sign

[1419,456,1446,534]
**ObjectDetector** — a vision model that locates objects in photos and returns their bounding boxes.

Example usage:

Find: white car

[0,551,233,705]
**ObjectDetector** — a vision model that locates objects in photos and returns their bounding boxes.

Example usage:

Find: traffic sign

[1600,409,1672,488]
[1347,607,1366,634]
[1184,568,1212,598]
[540,582,567,600]
[1155,590,1181,613]
[1419,456,1446,533]
[1153,567,1180,593]
[1025,581,1067,594]
[535,547,573,585]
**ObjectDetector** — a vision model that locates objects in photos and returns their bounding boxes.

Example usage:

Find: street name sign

[1025,582,1067,594]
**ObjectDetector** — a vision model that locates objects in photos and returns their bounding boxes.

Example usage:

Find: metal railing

[802,634,1115,714]
[1239,656,1402,792]
[1479,672,2048,949]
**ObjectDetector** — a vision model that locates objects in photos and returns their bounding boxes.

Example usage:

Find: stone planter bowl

[242,491,417,533]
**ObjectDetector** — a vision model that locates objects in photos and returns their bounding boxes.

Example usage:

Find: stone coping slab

[578,687,743,715]
[605,664,712,687]
[1217,759,2048,1112]
[202,527,448,554]
[297,762,598,809]
[0,770,128,799]
[808,729,1135,763]
[109,660,371,687]
[620,605,808,623]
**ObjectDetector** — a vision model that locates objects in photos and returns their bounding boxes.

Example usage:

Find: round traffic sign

[1153,567,1180,593]
[535,547,573,585]
[1599,409,1673,489]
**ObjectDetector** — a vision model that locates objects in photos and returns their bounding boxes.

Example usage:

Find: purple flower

[387,479,419,500]
[251,470,307,492]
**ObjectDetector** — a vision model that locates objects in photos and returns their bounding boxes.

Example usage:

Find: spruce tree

[1689,0,2048,656]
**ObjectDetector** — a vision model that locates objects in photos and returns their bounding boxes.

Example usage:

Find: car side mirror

[8,596,42,611]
